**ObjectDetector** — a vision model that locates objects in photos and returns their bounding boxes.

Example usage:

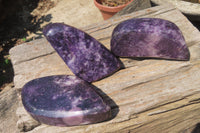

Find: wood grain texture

[10,5,200,132]
[0,85,20,133]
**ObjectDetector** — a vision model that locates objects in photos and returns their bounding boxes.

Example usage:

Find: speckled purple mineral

[21,75,111,126]
[43,23,121,82]
[111,18,190,60]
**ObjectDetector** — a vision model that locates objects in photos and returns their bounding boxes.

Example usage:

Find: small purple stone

[43,23,121,82]
[111,18,190,60]
[21,75,111,126]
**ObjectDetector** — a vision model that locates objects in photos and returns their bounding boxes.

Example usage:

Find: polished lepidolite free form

[111,18,190,60]
[21,75,111,126]
[43,23,121,82]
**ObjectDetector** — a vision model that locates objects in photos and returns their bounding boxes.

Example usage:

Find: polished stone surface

[21,75,111,126]
[43,23,121,82]
[111,18,190,60]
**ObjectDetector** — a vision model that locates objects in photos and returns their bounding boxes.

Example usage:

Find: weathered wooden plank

[10,5,198,66]
[10,5,200,89]
[9,5,200,133]
[10,38,55,65]
[0,85,20,133]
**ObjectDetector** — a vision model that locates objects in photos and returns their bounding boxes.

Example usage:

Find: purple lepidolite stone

[21,75,111,126]
[43,23,121,82]
[111,18,190,60]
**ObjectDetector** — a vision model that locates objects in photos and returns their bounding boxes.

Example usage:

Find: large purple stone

[43,23,121,82]
[111,18,190,60]
[21,75,111,126]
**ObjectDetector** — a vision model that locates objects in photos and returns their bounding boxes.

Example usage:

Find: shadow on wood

[91,84,119,121]
[192,123,200,133]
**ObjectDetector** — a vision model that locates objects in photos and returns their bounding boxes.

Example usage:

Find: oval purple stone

[111,18,190,60]
[21,75,111,126]
[43,23,121,82]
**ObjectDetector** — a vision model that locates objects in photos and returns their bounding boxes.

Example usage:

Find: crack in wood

[14,51,56,66]
[189,98,200,104]
[148,96,200,116]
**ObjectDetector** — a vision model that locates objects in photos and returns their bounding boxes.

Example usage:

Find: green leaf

[5,59,9,64]
[22,38,26,41]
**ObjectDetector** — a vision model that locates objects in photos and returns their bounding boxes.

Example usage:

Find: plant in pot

[94,0,133,20]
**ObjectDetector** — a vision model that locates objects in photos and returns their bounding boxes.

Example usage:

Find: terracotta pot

[94,0,133,20]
